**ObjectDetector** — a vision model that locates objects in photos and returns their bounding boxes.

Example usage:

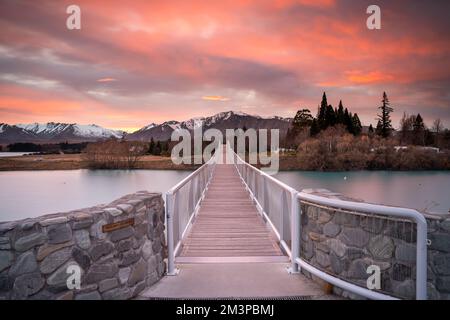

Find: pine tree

[325,105,337,127]
[368,124,374,137]
[154,140,162,155]
[337,100,345,124]
[413,113,426,145]
[310,118,320,137]
[377,92,394,138]
[318,92,328,130]
[352,113,362,135]
[148,137,155,155]
[375,120,383,136]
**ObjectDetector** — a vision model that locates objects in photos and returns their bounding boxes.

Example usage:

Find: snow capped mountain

[0,122,125,143]
[0,111,291,144]
[127,110,292,141]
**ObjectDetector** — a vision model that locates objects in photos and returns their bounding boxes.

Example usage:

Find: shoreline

[0,153,449,172]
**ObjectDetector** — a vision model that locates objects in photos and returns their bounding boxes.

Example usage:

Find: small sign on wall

[102,218,135,233]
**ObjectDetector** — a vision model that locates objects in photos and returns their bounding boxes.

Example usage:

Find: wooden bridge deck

[177,164,287,263]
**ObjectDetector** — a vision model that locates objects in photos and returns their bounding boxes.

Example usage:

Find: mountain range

[0,111,292,144]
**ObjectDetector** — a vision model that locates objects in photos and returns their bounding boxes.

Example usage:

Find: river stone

[323,222,341,237]
[395,243,416,263]
[40,217,68,227]
[368,235,394,259]
[128,259,146,286]
[117,204,134,214]
[116,238,133,252]
[85,263,118,284]
[339,227,369,248]
[110,226,134,242]
[152,238,162,253]
[14,233,46,252]
[131,280,147,297]
[316,251,330,268]
[433,254,450,276]
[102,287,132,300]
[9,251,38,277]
[71,247,91,270]
[104,208,123,217]
[393,279,415,299]
[0,236,10,250]
[89,242,114,261]
[436,276,450,293]
[46,261,81,289]
[328,239,347,257]
[0,251,14,272]
[429,233,450,253]
[330,253,348,275]
[136,222,148,238]
[392,263,412,281]
[37,241,74,261]
[141,240,153,259]
[40,247,72,274]
[318,210,332,224]
[99,278,119,293]
[440,219,450,232]
[56,291,74,300]
[75,291,101,300]
[90,219,107,240]
[119,267,131,285]
[74,230,91,250]
[13,272,45,298]
[347,259,369,279]
[47,223,72,244]
[361,217,384,233]
[120,249,140,267]
[0,274,14,292]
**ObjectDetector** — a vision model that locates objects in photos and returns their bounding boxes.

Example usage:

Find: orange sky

[1,0,449,131]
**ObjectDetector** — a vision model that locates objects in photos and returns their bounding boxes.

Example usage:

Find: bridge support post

[166,192,179,276]
[288,191,300,274]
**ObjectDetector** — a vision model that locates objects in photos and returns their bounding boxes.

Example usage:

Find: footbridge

[140,145,428,300]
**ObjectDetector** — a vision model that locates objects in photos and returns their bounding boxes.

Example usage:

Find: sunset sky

[1,0,449,132]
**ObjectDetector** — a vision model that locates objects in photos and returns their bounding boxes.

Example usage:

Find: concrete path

[139,263,328,299]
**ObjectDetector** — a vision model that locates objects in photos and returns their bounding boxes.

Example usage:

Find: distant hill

[0,111,292,144]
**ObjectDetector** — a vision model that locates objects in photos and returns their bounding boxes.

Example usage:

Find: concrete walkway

[139,263,329,299]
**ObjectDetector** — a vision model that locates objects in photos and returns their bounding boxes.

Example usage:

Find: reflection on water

[274,170,450,214]
[0,169,192,221]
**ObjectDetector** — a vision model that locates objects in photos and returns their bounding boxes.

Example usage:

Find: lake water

[0,170,192,222]
[274,171,450,215]
[0,169,449,222]
[0,152,35,158]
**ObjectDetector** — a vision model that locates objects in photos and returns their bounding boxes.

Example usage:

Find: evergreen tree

[375,120,383,136]
[352,113,362,135]
[317,92,328,130]
[310,118,320,137]
[413,113,426,145]
[337,100,345,124]
[154,141,162,155]
[148,137,155,155]
[368,124,374,136]
[325,105,337,127]
[343,108,353,133]
[377,92,394,138]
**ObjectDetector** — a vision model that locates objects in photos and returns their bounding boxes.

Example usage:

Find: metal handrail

[227,144,428,300]
[165,149,217,275]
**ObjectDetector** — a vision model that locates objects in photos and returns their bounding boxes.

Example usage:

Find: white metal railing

[228,145,428,300]
[165,150,217,275]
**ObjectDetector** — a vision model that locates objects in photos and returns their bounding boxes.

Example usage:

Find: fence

[165,152,217,275]
[230,146,427,300]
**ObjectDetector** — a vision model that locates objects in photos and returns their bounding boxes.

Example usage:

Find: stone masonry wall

[299,189,450,300]
[0,191,166,300]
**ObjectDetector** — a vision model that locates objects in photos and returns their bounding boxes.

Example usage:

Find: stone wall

[299,189,450,300]
[0,191,166,300]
